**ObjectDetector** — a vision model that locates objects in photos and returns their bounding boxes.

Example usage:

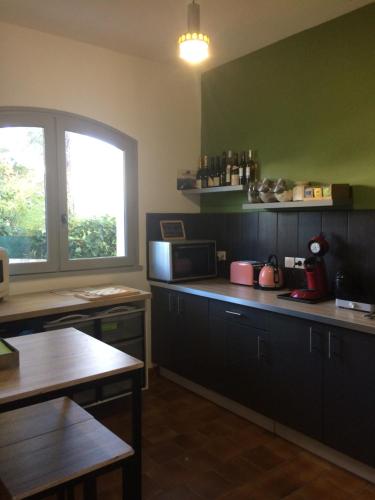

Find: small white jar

[293,182,307,201]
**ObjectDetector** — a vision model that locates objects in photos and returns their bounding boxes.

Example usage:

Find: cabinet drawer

[101,312,143,343]
[101,338,145,399]
[44,318,96,337]
[112,337,144,360]
[210,300,266,329]
[101,379,132,400]
[73,388,97,406]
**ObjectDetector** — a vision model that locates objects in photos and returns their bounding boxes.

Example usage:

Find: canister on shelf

[293,181,307,201]
[258,178,277,203]
[274,178,293,202]
[304,186,314,199]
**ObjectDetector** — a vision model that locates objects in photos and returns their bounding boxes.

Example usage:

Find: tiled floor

[96,373,375,499]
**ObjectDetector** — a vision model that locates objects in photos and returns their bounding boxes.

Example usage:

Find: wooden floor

[92,373,375,499]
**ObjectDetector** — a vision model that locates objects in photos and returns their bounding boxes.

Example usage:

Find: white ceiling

[0,0,372,69]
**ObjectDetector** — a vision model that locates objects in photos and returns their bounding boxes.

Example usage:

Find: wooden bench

[0,397,134,499]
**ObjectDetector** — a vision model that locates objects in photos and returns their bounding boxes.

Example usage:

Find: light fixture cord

[187,0,200,32]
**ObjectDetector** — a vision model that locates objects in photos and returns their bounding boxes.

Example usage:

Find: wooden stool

[0,397,134,499]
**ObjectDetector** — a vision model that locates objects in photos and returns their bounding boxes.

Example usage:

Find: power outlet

[294,257,306,269]
[284,257,306,269]
[284,257,295,269]
[217,250,227,262]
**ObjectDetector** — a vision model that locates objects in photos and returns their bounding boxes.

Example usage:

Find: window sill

[10,264,143,282]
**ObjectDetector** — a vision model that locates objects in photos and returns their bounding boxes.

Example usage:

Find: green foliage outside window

[68,215,117,259]
[0,159,117,260]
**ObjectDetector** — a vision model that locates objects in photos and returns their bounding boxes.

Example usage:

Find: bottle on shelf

[231,152,240,186]
[196,156,203,189]
[253,151,259,183]
[202,154,209,188]
[225,150,233,186]
[239,151,246,185]
[247,149,261,203]
[208,157,215,187]
[247,149,259,183]
[214,157,221,187]
[220,151,227,186]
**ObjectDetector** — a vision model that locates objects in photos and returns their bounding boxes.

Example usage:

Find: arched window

[0,108,138,275]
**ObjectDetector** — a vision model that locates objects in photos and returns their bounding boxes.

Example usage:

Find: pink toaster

[230,261,264,286]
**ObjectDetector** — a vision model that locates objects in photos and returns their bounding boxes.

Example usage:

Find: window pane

[65,131,126,260]
[0,127,47,263]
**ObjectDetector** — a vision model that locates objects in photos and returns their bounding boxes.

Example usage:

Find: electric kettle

[258,255,284,289]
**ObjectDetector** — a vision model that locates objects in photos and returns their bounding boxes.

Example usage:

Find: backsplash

[146,210,375,298]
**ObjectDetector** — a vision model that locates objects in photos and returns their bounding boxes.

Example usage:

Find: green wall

[201,4,375,212]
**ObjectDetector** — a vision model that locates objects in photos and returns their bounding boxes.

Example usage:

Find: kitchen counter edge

[149,279,375,336]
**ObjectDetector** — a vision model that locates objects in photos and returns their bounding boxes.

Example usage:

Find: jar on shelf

[274,178,293,202]
[293,181,308,201]
[258,178,277,203]
[247,181,261,203]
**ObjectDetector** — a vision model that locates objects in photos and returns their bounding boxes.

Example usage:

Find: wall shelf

[242,199,352,210]
[180,185,247,195]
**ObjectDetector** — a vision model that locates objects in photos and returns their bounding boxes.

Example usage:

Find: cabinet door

[209,313,271,415]
[269,314,323,440]
[323,327,375,467]
[173,292,209,385]
[151,286,174,370]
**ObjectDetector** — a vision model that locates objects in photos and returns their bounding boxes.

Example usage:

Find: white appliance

[0,248,9,300]
[335,298,375,313]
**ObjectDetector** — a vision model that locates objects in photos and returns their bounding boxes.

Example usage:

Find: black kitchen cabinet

[270,316,375,465]
[323,327,375,467]
[209,300,272,415]
[151,285,375,468]
[268,314,323,440]
[174,291,209,384]
[151,287,174,370]
[151,287,209,385]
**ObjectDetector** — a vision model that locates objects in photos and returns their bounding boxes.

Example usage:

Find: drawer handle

[225,310,242,317]
[328,331,331,359]
[45,314,90,326]
[257,336,266,360]
[100,306,134,316]
[328,331,340,360]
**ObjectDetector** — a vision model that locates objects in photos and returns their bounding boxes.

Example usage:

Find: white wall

[0,22,201,295]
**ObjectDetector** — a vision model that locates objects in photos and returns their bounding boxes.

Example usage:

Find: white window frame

[0,107,139,276]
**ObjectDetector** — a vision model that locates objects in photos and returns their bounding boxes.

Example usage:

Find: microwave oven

[0,248,9,300]
[148,240,217,282]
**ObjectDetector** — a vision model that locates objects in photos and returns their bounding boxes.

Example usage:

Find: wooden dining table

[0,327,144,499]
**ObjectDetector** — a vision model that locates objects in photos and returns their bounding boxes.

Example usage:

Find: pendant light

[178,0,210,64]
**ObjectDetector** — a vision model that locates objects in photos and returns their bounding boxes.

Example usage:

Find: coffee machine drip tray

[278,292,332,304]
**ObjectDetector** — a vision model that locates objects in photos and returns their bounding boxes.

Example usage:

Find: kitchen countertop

[149,279,375,336]
[0,287,151,324]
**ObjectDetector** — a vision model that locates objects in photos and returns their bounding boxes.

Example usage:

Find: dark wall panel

[297,212,322,257]
[258,212,277,262]
[277,212,299,264]
[322,212,349,289]
[347,211,375,299]
[240,213,259,260]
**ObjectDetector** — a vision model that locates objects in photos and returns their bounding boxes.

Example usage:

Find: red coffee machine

[290,234,330,301]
